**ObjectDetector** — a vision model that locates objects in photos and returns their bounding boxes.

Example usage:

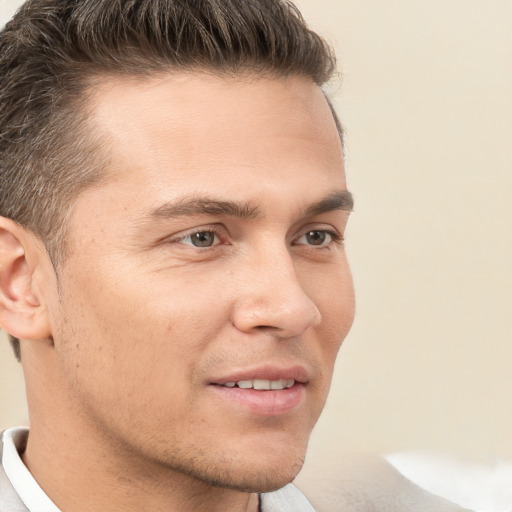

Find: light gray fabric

[296,453,476,512]
[0,438,30,512]
[261,484,316,512]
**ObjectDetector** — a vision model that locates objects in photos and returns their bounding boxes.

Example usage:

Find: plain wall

[1,0,511,465]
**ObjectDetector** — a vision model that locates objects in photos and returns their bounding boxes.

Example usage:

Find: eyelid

[166,224,226,246]
[293,226,343,246]
[161,223,343,248]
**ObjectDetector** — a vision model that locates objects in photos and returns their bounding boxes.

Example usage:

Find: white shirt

[1,427,59,512]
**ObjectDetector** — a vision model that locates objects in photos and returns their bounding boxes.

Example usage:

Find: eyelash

[174,226,224,248]
[295,229,343,247]
[172,226,343,249]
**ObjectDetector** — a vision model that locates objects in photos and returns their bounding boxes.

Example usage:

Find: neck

[23,423,259,512]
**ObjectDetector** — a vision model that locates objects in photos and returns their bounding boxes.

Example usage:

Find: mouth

[208,366,308,416]
[216,379,296,390]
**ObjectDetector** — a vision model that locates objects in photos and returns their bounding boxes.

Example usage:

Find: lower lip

[209,383,306,416]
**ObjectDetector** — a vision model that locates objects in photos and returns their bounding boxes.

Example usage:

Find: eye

[296,229,334,246]
[178,230,220,248]
[295,230,335,247]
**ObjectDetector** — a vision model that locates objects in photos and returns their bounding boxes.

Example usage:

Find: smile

[219,379,296,390]
[209,369,307,416]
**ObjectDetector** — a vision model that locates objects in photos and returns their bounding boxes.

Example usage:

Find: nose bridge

[232,240,321,337]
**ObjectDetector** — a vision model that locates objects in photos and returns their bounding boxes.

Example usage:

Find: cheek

[52,289,215,438]
[54,265,229,390]
[313,276,354,408]
[309,262,355,364]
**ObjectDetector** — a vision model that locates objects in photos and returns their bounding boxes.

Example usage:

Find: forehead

[79,72,346,218]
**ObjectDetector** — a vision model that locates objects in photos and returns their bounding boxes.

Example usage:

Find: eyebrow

[303,190,354,216]
[150,197,262,220]
[147,189,353,222]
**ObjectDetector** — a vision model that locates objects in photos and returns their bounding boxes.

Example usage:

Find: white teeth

[253,379,271,390]
[221,379,296,390]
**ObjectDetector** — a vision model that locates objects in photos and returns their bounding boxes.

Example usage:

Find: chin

[203,455,306,493]
[224,430,309,492]
[164,438,308,493]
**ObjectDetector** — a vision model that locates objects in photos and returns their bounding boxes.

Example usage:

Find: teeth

[221,379,296,390]
[253,379,271,390]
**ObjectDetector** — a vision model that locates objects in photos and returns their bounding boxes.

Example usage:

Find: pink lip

[209,384,305,416]
[208,364,309,416]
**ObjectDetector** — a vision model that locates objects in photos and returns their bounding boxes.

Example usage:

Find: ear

[0,216,52,340]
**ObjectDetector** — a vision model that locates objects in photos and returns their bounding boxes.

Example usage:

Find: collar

[260,484,316,512]
[2,427,60,512]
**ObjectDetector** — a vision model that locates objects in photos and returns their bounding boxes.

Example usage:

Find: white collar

[2,427,60,512]
[261,484,316,512]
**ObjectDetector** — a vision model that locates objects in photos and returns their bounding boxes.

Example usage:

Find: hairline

[49,68,344,266]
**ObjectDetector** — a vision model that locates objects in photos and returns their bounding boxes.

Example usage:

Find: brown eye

[296,230,334,247]
[305,231,327,245]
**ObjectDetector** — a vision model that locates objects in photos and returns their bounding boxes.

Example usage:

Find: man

[0,1,479,511]
[0,0,355,510]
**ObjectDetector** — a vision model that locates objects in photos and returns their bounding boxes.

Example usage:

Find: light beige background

[1,0,511,466]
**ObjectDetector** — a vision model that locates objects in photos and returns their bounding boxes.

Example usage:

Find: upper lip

[210,364,309,385]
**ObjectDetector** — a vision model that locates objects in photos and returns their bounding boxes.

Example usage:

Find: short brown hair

[0,0,340,360]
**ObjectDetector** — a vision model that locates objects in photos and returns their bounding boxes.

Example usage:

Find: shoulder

[295,453,475,512]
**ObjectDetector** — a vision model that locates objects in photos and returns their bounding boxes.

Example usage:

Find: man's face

[46,73,354,491]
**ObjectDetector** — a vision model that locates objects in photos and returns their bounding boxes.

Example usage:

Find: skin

[0,73,355,512]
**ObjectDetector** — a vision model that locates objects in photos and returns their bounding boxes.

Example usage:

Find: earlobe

[0,217,52,340]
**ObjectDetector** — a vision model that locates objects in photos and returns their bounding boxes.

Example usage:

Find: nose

[231,247,322,339]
